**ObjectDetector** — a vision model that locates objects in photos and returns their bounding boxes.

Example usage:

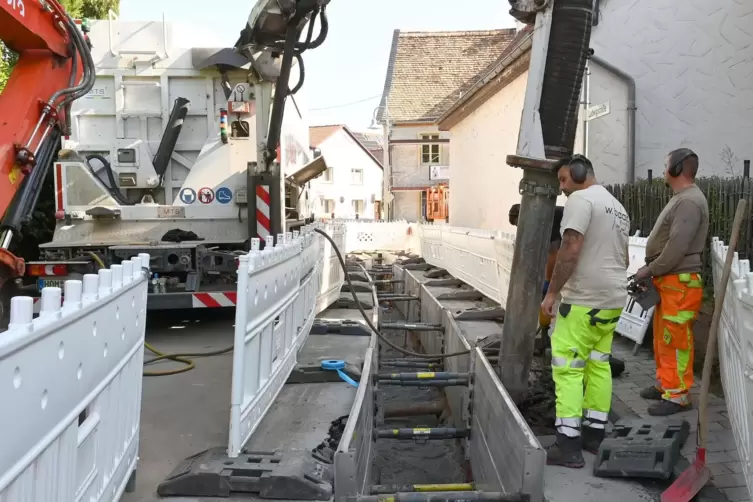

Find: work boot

[648,399,691,416]
[546,433,585,468]
[639,386,663,401]
[581,426,605,455]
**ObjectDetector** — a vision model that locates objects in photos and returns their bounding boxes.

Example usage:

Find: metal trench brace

[366,317,512,502]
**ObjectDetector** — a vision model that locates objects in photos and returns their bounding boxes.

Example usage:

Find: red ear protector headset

[561,154,592,184]
[667,148,698,178]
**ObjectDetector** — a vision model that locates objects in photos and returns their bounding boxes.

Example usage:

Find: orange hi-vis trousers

[652,272,703,405]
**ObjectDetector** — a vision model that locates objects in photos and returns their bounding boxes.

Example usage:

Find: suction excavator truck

[0,0,332,319]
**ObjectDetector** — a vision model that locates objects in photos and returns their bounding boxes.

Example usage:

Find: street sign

[585,101,610,122]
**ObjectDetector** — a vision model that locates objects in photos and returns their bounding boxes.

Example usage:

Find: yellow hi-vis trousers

[551,303,622,437]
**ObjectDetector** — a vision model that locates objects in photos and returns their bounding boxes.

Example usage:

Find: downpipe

[589,54,637,182]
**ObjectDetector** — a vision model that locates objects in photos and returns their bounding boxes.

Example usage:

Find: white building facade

[584,0,753,182]
[309,125,383,219]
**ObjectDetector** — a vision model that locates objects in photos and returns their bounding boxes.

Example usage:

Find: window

[351,168,364,184]
[352,199,365,215]
[324,199,335,214]
[322,167,333,182]
[421,134,440,164]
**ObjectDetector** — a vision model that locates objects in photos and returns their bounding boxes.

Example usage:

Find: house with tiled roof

[375,28,517,221]
[309,125,384,219]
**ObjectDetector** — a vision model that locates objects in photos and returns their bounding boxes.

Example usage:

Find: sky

[120,0,516,131]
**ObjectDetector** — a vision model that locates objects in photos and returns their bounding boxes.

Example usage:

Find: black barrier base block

[594,419,690,480]
[311,319,371,336]
[157,447,333,499]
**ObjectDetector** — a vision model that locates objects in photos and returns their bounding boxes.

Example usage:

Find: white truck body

[34,18,319,310]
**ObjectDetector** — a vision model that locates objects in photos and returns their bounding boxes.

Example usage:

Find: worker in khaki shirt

[634,148,709,416]
[541,154,630,468]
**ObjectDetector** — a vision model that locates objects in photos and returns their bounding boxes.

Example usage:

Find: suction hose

[86,252,233,376]
[313,228,474,359]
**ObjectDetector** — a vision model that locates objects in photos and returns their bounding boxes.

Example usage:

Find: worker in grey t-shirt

[541,154,630,469]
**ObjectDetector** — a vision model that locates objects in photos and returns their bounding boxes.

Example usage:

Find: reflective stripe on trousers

[551,303,622,437]
[652,273,703,405]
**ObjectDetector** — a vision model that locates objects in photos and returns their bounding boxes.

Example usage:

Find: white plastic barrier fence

[345,221,655,348]
[229,229,321,458]
[0,254,150,502]
[420,225,515,308]
[342,220,417,253]
[712,237,753,500]
[316,221,346,313]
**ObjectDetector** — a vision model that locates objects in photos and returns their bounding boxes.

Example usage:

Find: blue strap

[321,360,358,388]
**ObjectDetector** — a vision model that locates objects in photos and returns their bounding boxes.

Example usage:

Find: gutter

[589,55,637,183]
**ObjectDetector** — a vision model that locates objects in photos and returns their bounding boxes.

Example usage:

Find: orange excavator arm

[0,0,94,285]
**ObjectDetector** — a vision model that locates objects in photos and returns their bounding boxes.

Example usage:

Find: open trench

[321,254,559,490]
[372,303,469,485]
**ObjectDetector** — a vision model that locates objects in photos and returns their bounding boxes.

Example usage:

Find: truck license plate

[158,207,186,219]
[38,278,66,290]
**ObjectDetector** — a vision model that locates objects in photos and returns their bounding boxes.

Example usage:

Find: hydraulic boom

[0,0,95,288]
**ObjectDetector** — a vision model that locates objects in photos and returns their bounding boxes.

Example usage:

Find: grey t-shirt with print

[559,185,630,310]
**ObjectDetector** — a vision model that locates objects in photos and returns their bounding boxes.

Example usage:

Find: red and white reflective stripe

[32,298,41,314]
[192,292,237,308]
[256,185,271,239]
[54,163,65,213]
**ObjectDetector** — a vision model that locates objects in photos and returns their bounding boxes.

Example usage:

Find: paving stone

[616,388,643,401]
[725,461,744,474]
[709,422,725,432]
[712,472,748,489]
[721,487,751,502]
[706,451,737,463]
[720,418,733,429]
[707,441,734,453]
[705,412,729,422]
[708,396,728,407]
[709,462,734,475]
[729,449,741,461]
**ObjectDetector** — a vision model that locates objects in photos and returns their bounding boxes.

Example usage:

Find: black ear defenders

[667,148,698,178]
[566,154,592,184]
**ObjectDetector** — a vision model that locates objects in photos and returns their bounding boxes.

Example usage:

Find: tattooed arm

[547,229,585,295]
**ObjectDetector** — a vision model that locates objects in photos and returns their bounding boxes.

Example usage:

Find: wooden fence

[605,177,753,292]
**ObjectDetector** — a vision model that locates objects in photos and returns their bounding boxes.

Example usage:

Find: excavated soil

[373,305,468,485]
[519,356,557,436]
